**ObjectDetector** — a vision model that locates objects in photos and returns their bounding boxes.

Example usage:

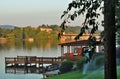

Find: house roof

[59,40,102,46]
[39,26,52,29]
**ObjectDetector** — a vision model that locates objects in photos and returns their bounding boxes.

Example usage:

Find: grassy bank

[46,66,120,79]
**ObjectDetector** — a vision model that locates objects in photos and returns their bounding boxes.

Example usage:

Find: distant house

[0,38,7,44]
[26,38,34,42]
[39,27,52,33]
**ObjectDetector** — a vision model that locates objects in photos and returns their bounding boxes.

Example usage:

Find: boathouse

[59,40,103,58]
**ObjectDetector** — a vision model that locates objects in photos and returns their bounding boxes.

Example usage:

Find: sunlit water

[0,40,61,79]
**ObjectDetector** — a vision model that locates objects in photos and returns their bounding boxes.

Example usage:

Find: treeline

[0,25,81,40]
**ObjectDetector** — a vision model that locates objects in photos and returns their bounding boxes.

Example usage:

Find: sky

[0,0,103,27]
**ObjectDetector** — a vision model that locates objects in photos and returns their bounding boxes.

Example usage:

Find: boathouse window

[74,48,78,55]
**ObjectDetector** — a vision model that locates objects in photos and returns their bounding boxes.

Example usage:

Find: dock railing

[5,56,62,65]
[5,56,63,74]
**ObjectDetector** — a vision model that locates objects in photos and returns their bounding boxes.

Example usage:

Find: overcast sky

[0,0,103,27]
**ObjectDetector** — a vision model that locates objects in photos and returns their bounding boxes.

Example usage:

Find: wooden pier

[5,56,62,74]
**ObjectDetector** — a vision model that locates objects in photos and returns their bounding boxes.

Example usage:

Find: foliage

[116,0,120,44]
[0,28,11,38]
[116,0,120,28]
[60,0,117,78]
[7,33,15,40]
[50,25,81,34]
[59,60,74,73]
[61,0,103,37]
[60,0,103,62]
[76,57,86,71]
[0,25,80,40]
[12,27,23,39]
[93,56,104,67]
[65,26,80,34]
[23,26,36,38]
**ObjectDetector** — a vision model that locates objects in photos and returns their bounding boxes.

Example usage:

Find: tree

[0,28,11,38]
[116,0,120,44]
[12,27,23,39]
[22,26,36,38]
[104,0,116,79]
[61,0,117,79]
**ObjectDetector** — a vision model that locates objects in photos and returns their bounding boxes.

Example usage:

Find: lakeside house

[59,40,103,56]
[39,26,52,33]
[25,38,34,42]
[59,33,103,61]
[0,38,7,44]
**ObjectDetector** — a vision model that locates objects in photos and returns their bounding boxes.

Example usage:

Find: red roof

[59,40,102,46]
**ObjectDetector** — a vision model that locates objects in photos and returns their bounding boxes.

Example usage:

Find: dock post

[5,57,7,73]
[14,58,16,74]
[38,58,41,73]
[25,57,28,74]
[52,58,53,65]
[41,64,44,73]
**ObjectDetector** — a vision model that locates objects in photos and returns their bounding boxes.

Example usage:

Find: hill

[0,25,16,29]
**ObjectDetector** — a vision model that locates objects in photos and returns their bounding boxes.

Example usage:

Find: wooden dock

[5,56,62,74]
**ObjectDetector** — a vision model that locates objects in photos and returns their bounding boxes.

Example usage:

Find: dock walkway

[5,56,62,74]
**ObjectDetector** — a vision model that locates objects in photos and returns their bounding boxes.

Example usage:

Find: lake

[0,40,61,79]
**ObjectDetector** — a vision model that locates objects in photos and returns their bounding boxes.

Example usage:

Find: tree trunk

[104,0,117,79]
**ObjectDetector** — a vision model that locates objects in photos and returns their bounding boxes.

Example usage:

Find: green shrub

[76,57,86,71]
[60,60,74,73]
[93,56,104,67]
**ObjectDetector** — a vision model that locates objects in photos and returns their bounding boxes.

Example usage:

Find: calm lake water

[1,40,119,79]
[0,40,61,79]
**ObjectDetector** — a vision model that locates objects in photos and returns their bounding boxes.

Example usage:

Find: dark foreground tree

[61,0,117,79]
[104,0,116,79]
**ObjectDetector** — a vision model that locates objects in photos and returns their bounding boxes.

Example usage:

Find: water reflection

[0,39,60,79]
[0,39,59,50]
[5,56,61,74]
[5,65,44,74]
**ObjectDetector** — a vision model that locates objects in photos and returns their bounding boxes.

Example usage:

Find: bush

[93,56,104,67]
[59,60,74,73]
[76,57,86,71]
